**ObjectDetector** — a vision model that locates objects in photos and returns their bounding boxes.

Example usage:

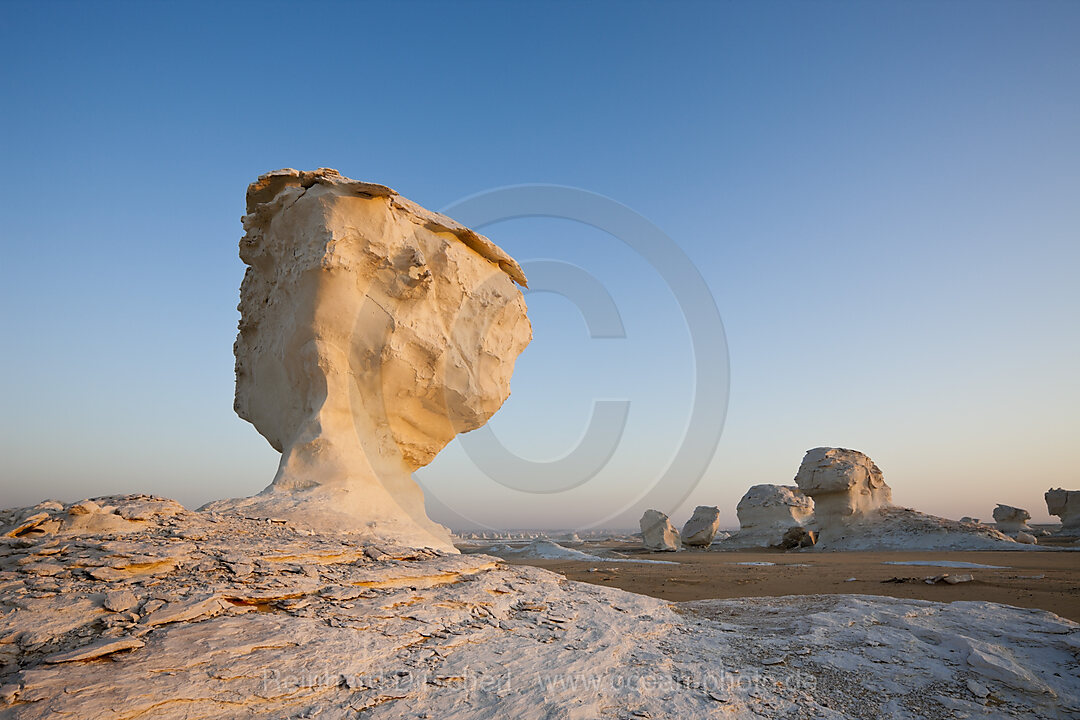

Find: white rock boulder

[790,448,1018,550]
[720,485,814,548]
[1045,488,1080,533]
[203,169,531,551]
[992,504,1031,533]
[640,509,680,551]
[794,447,892,519]
[680,506,720,547]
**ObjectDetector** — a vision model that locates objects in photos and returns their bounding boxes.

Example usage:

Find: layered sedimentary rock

[681,506,721,546]
[205,169,532,551]
[793,448,1018,550]
[993,504,1031,534]
[720,485,814,549]
[2,495,1076,719]
[639,510,680,551]
[1045,488,1080,532]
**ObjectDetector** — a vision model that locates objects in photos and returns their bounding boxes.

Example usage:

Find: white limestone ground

[882,560,1011,569]
[2,495,1078,719]
[485,540,678,565]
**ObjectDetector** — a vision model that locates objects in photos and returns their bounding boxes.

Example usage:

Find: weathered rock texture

[205,169,531,551]
[1045,488,1080,533]
[681,506,721,547]
[993,504,1032,534]
[721,485,815,549]
[1,496,1077,719]
[794,448,891,519]
[639,510,680,551]
[1015,531,1038,545]
[793,448,1019,550]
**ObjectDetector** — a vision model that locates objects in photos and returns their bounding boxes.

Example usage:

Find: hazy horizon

[2,2,1077,529]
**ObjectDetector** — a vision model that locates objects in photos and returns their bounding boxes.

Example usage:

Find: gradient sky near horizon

[2,1,1077,529]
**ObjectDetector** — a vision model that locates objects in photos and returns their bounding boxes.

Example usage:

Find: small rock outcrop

[720,485,814,548]
[681,506,721,547]
[204,169,532,551]
[639,510,680,551]
[794,447,892,519]
[779,526,817,549]
[1045,488,1080,532]
[992,504,1031,533]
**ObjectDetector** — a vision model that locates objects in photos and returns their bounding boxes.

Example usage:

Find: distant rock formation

[794,447,892,519]
[203,169,531,551]
[681,506,721,546]
[992,504,1032,534]
[1045,488,1080,533]
[792,448,1019,550]
[639,510,680,551]
[720,485,814,549]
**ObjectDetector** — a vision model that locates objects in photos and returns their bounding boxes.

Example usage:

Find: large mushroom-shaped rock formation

[639,509,680,551]
[203,169,532,551]
[719,485,814,549]
[992,504,1032,534]
[1045,488,1080,533]
[680,505,721,547]
[794,447,892,519]
[793,447,1018,550]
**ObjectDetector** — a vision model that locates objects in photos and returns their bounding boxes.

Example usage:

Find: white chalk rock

[204,169,531,551]
[720,485,814,548]
[681,506,720,547]
[640,510,680,551]
[794,447,892,519]
[993,504,1031,533]
[1,494,1076,719]
[1015,531,1038,545]
[789,448,1019,550]
[1045,488,1080,533]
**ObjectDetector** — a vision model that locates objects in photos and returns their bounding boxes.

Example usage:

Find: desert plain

[486,542,1080,622]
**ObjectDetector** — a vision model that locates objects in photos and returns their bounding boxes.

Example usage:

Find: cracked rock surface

[2,495,1077,719]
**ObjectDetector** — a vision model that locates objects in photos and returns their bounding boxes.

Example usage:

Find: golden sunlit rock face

[207,169,531,551]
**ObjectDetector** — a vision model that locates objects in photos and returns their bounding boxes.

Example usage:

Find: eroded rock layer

[1,496,1076,719]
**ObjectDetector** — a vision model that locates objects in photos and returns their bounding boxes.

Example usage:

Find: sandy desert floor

[487,546,1080,622]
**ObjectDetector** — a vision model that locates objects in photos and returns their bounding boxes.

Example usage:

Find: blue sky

[1,1,1077,528]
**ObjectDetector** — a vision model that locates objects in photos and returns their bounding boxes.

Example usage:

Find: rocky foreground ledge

[1,496,1077,719]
